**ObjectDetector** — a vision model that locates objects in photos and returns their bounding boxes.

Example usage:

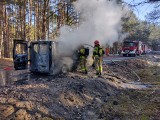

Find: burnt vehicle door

[13,39,28,70]
[30,41,52,73]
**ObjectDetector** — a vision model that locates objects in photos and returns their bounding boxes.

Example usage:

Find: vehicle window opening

[15,43,27,54]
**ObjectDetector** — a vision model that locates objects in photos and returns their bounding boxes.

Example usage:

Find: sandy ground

[0,58,13,69]
[0,55,159,120]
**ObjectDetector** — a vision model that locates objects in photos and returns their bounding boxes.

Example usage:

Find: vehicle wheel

[61,64,68,74]
[123,54,126,57]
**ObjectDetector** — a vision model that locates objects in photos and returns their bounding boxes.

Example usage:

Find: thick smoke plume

[57,0,125,55]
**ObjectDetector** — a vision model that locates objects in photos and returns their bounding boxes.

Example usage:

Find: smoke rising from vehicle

[57,0,126,52]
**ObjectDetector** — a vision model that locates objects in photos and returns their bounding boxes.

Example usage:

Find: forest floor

[0,55,159,120]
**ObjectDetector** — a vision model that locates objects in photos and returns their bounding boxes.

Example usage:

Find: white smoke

[57,0,125,53]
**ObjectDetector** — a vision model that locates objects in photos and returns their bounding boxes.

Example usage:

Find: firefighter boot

[96,72,99,75]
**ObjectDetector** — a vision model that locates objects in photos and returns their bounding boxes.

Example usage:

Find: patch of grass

[141,114,149,120]
[138,69,152,78]
[0,58,13,66]
[137,66,160,84]
[100,90,159,120]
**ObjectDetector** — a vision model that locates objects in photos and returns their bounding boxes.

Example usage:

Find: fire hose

[83,44,94,48]
[102,61,123,81]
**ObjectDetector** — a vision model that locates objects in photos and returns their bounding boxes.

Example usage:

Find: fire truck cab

[13,39,79,75]
[121,41,143,57]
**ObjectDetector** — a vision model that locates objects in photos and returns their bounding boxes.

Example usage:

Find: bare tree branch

[121,0,150,7]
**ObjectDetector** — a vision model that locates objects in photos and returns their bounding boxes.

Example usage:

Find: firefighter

[78,45,88,74]
[106,47,109,56]
[92,40,105,75]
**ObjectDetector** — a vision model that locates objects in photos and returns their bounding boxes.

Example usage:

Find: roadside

[0,58,13,69]
[0,55,159,120]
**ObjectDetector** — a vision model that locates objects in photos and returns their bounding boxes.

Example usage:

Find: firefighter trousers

[94,56,102,75]
[79,57,87,73]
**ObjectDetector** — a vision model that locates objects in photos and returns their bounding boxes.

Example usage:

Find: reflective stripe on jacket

[79,48,86,58]
[93,46,104,57]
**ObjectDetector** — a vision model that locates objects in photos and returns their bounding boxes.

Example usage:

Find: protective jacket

[93,45,105,57]
[92,45,104,75]
[79,48,87,58]
[78,48,88,74]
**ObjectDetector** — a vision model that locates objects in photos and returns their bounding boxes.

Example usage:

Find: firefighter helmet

[94,40,99,45]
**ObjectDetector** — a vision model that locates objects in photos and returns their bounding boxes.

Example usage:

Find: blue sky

[123,0,156,21]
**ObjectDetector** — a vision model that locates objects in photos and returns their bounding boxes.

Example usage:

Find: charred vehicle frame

[13,39,83,75]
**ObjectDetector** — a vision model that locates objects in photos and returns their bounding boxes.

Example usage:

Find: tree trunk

[0,22,3,58]
[36,0,40,40]
[3,4,9,58]
[23,0,26,40]
[41,0,49,39]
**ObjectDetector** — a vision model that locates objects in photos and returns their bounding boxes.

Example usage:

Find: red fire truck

[121,41,143,57]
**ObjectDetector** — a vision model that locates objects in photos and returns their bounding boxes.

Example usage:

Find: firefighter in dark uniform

[93,40,105,75]
[78,45,88,74]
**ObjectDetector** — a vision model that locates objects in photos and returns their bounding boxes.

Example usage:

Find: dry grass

[138,66,160,85]
[0,58,13,66]
[100,90,160,120]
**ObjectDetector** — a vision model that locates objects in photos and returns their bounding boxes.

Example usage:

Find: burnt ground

[0,55,160,120]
